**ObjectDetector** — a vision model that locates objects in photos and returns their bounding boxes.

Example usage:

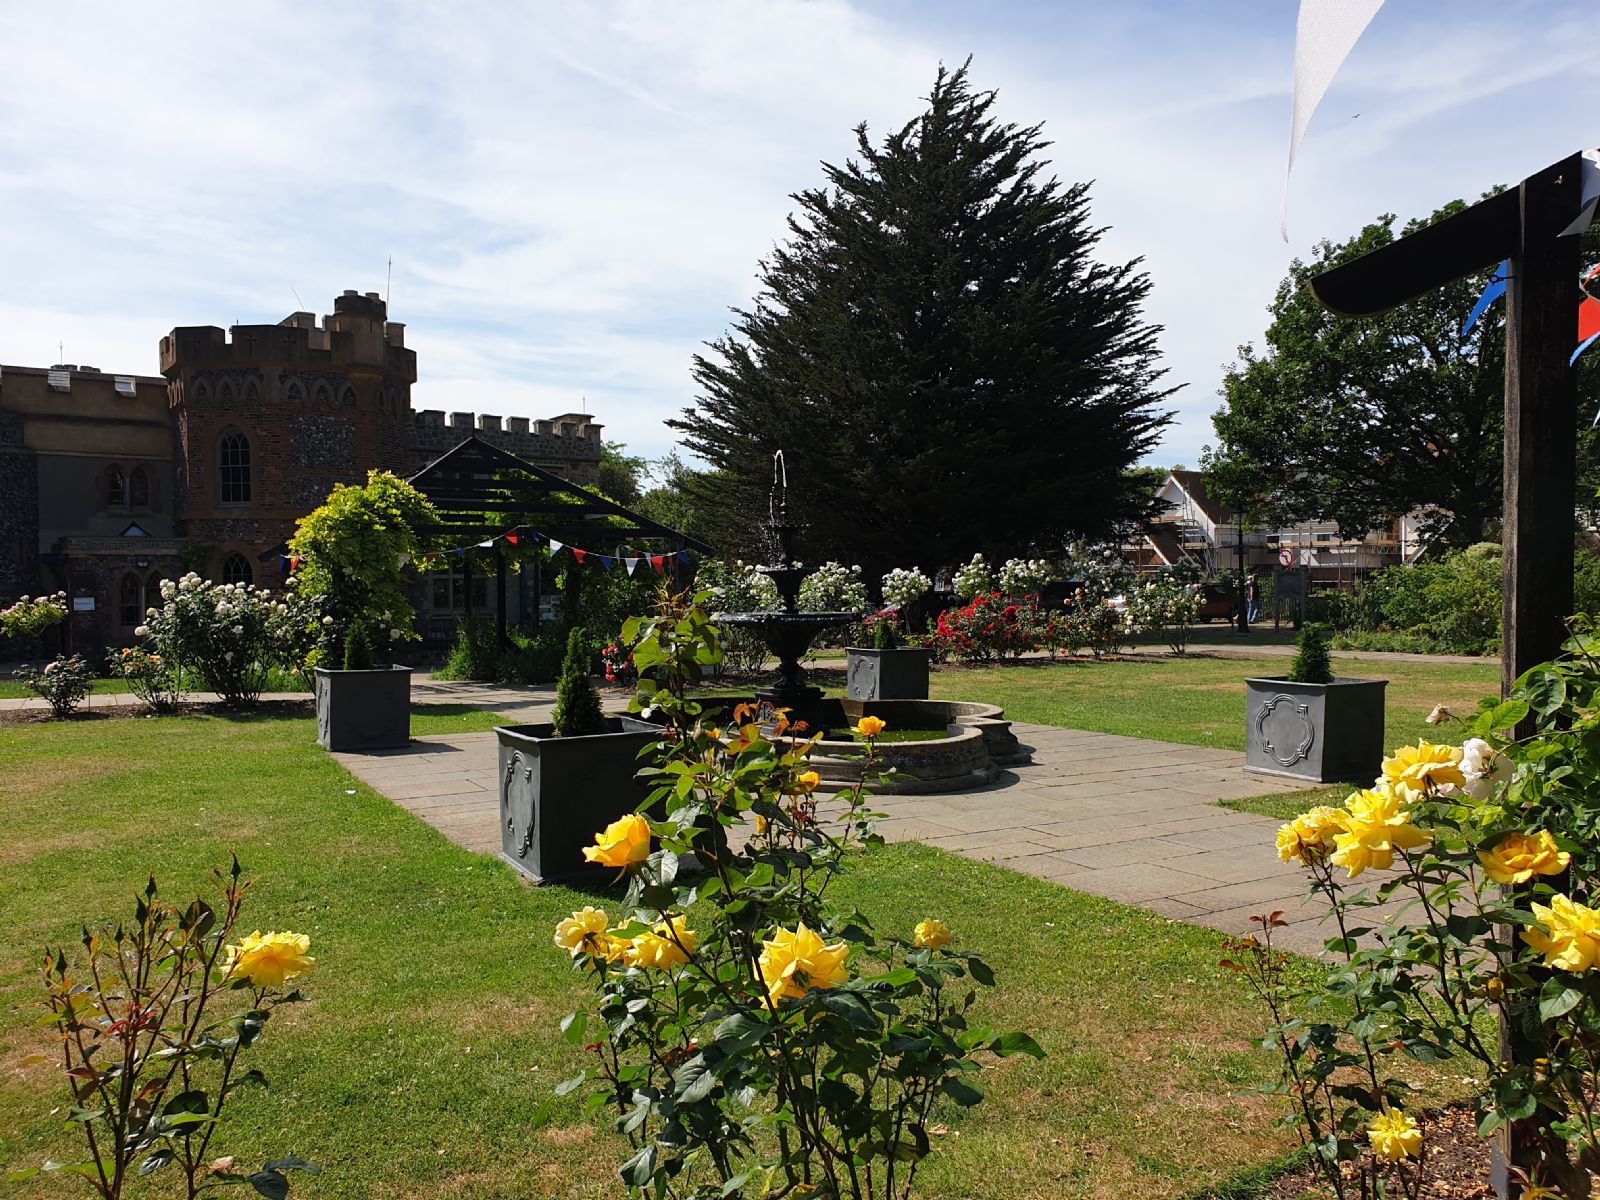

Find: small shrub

[552,626,606,737]
[0,592,68,641]
[998,556,1051,596]
[15,654,94,717]
[952,553,994,600]
[1288,623,1334,684]
[934,592,1035,663]
[108,645,183,713]
[880,565,932,609]
[342,622,376,670]
[1128,570,1202,655]
[870,609,898,649]
[13,857,318,1198]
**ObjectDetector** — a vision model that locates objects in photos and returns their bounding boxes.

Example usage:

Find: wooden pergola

[406,436,712,645]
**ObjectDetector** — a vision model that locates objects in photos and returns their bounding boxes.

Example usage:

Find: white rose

[322,615,335,626]
[390,628,401,639]
[224,651,234,662]
[134,625,149,638]
[233,625,244,636]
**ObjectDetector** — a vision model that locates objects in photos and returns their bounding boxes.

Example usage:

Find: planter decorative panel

[496,720,658,884]
[845,648,932,701]
[1244,676,1387,784]
[314,665,411,752]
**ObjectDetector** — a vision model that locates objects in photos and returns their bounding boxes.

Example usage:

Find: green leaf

[965,956,995,986]
[248,1170,290,1200]
[1488,699,1529,729]
[941,1076,984,1106]
[989,1031,1045,1059]
[714,1012,770,1054]
[163,1089,209,1117]
[620,1144,657,1188]
[1540,979,1584,1022]
[561,1011,588,1046]
[553,1070,589,1097]
[261,1156,320,1175]
[138,1150,175,1177]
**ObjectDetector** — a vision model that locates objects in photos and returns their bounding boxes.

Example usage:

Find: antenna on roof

[291,286,305,310]
[386,256,393,310]
[57,339,63,364]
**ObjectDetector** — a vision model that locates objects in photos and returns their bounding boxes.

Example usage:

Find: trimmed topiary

[552,626,605,737]
[1288,623,1334,685]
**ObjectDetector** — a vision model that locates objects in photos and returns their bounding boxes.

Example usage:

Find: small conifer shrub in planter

[314,621,412,751]
[846,610,932,701]
[497,626,656,884]
[1245,624,1386,783]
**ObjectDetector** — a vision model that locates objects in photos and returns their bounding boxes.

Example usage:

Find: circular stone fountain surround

[770,697,1032,795]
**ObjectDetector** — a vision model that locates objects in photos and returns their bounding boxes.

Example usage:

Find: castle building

[1,291,604,651]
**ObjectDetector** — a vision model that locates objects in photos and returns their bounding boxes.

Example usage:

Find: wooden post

[495,546,509,650]
[1501,154,1583,702]
[1492,152,1583,1200]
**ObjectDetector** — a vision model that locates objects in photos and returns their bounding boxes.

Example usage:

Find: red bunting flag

[650,554,665,573]
[573,548,587,564]
[505,531,519,546]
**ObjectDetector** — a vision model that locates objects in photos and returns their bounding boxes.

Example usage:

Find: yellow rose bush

[11,858,319,1199]
[551,594,1041,1200]
[1229,627,1600,1200]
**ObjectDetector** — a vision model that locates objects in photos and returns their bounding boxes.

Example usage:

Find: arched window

[218,432,250,504]
[105,465,127,509]
[245,380,260,404]
[339,384,357,408]
[119,574,141,627]
[312,381,333,405]
[129,466,150,508]
[143,574,164,616]
[192,380,210,404]
[218,381,235,405]
[221,554,253,586]
[285,378,306,404]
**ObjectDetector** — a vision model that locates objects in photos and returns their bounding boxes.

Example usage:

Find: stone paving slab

[329,711,1379,954]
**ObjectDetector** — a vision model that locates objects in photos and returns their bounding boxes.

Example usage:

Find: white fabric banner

[1285,0,1386,238]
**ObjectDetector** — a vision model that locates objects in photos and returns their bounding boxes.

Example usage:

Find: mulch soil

[0,699,313,726]
[1256,1102,1597,1199]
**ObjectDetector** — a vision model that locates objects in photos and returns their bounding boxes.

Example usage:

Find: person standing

[1246,575,1261,624]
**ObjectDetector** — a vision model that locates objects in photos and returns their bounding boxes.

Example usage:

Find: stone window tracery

[219,432,251,505]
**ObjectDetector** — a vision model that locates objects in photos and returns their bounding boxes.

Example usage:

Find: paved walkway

[334,712,1364,955]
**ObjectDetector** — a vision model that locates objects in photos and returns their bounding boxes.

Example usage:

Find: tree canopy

[669,62,1172,582]
[1203,200,1600,548]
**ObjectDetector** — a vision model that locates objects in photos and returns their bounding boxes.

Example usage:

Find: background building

[2,291,604,651]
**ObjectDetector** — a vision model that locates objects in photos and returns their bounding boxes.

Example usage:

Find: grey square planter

[315,665,411,751]
[846,647,932,701]
[496,720,660,884]
[1244,676,1388,784]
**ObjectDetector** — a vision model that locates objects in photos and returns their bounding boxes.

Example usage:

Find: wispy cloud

[0,0,1595,470]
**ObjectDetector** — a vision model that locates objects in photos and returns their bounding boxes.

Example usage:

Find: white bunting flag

[548,539,564,555]
[1285,0,1386,239]
[624,556,640,576]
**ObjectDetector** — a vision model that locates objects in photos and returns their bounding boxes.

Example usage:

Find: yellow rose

[791,769,821,795]
[1330,786,1432,879]
[627,915,696,970]
[1275,806,1347,867]
[1381,740,1465,793]
[1522,894,1600,973]
[1367,1109,1422,1161]
[759,923,849,1004]
[753,813,769,837]
[1478,831,1570,886]
[853,716,887,738]
[583,813,652,870]
[223,930,315,989]
[914,918,953,950]
[553,907,610,957]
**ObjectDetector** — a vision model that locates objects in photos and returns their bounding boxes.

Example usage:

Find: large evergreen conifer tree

[671,63,1172,579]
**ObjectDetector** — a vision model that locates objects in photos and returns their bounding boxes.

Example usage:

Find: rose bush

[951,553,994,600]
[997,557,1051,596]
[109,644,183,713]
[880,566,933,610]
[1227,622,1600,1199]
[934,591,1036,663]
[0,592,68,641]
[551,600,1041,1198]
[141,575,312,706]
[15,654,94,717]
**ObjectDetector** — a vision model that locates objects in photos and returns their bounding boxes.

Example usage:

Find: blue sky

[1,1,1596,471]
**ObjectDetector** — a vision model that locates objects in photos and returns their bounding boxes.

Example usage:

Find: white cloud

[1,0,1597,473]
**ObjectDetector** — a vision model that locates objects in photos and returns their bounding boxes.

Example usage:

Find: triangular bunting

[600,555,614,571]
[548,539,564,555]
[650,554,665,573]
[505,531,518,546]
[624,556,640,576]
[572,548,587,564]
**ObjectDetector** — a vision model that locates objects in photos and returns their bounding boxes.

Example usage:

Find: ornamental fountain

[712,451,858,723]
[711,452,1031,790]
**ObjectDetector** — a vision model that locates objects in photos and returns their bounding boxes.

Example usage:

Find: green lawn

[931,652,1499,756]
[0,711,1318,1200]
[0,676,133,699]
